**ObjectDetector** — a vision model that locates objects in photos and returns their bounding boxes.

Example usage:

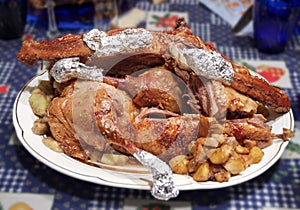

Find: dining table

[0,0,300,209]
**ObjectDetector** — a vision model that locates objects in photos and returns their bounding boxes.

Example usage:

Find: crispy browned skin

[224,114,272,142]
[46,83,89,160]
[105,67,187,114]
[17,24,290,113]
[231,65,290,113]
[46,66,280,161]
[17,34,93,66]
[47,80,200,161]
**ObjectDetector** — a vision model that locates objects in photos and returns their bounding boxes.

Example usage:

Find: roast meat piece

[104,66,193,114]
[224,114,273,148]
[47,79,201,161]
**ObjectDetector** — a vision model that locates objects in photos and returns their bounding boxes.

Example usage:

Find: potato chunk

[208,144,232,165]
[32,118,49,135]
[37,80,54,96]
[169,155,189,174]
[223,158,245,175]
[214,169,231,182]
[193,161,210,182]
[100,154,129,166]
[29,89,49,117]
[29,80,54,117]
[42,137,63,153]
[235,145,249,154]
[249,146,264,163]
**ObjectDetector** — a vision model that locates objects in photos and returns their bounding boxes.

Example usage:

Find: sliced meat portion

[47,82,89,160]
[225,86,258,118]
[47,80,201,161]
[104,66,192,114]
[93,82,200,160]
[224,114,273,148]
[87,53,165,76]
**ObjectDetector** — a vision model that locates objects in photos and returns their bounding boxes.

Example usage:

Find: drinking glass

[0,0,27,39]
[253,0,300,53]
[45,0,60,39]
[93,0,118,31]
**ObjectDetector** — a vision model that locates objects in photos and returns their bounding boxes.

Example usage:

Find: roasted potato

[223,158,245,175]
[42,137,63,153]
[32,117,49,135]
[29,88,49,117]
[243,139,257,149]
[199,136,219,147]
[214,169,231,182]
[100,154,129,166]
[29,80,54,117]
[188,141,206,173]
[169,155,189,174]
[208,144,232,165]
[235,145,249,154]
[249,146,264,163]
[37,80,54,96]
[193,161,210,182]
[199,116,216,137]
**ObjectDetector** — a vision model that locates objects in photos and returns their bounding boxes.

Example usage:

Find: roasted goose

[18,19,293,183]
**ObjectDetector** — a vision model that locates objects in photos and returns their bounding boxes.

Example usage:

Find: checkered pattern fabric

[0,168,27,192]
[0,0,299,209]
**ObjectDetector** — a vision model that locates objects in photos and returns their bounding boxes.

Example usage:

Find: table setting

[0,0,300,209]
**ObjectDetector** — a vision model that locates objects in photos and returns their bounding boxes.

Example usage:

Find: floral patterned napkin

[0,193,54,210]
[146,11,189,31]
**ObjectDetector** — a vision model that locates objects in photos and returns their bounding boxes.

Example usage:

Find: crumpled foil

[50,57,103,83]
[183,48,234,84]
[133,150,179,200]
[168,42,234,84]
[82,28,234,84]
[83,28,153,57]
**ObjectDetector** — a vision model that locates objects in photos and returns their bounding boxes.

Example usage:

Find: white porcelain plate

[13,71,294,191]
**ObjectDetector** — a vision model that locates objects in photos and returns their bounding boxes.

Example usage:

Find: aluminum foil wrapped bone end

[134,150,179,200]
[50,57,103,83]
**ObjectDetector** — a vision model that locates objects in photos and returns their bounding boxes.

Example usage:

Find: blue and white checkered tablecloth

[0,0,300,209]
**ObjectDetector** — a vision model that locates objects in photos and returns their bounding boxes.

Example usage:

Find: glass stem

[45,0,60,39]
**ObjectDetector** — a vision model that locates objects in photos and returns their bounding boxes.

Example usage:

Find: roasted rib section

[232,65,290,113]
[17,34,93,66]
